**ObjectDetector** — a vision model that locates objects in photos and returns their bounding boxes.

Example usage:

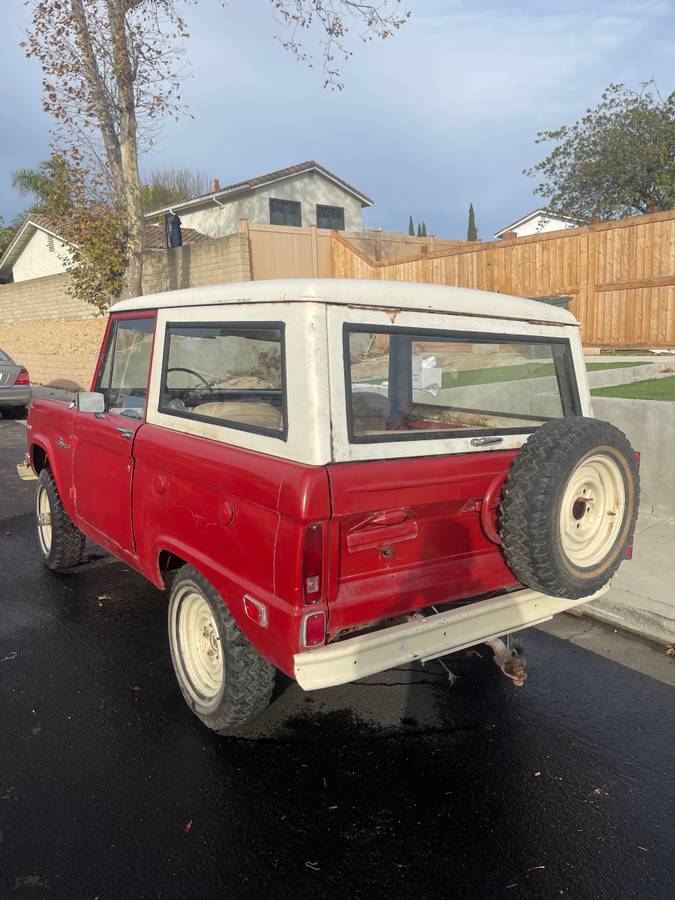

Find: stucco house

[145,160,374,237]
[495,208,585,239]
[0,161,373,284]
[0,215,208,284]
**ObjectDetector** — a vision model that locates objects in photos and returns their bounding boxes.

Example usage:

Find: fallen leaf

[328,805,338,811]
[184,820,192,833]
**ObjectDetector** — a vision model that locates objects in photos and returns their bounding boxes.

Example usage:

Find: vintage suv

[23,279,639,732]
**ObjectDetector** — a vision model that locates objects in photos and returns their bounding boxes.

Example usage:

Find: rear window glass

[345,327,579,442]
[159,322,286,438]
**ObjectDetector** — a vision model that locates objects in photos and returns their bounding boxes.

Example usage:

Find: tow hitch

[485,637,527,687]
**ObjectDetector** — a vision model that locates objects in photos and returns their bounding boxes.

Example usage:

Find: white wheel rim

[559,451,626,569]
[174,587,224,702]
[36,484,52,555]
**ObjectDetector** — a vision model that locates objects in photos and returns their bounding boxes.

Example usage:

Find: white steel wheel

[167,566,276,733]
[559,451,627,569]
[36,481,53,556]
[171,585,224,705]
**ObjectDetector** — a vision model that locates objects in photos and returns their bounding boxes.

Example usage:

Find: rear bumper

[0,386,32,407]
[293,585,609,690]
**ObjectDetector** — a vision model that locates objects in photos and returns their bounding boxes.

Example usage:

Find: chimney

[500,230,518,240]
[213,178,221,192]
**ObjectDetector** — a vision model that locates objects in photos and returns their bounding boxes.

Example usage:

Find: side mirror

[76,391,106,414]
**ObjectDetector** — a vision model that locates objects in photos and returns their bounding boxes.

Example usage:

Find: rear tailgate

[326,450,520,633]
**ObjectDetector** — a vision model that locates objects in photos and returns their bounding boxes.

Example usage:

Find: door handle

[116,426,133,439]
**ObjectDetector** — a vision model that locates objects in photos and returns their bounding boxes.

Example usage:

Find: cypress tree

[467,203,478,241]
[408,215,415,236]
[421,222,427,237]
[417,223,422,237]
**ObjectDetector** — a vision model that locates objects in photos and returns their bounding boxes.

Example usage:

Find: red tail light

[15,368,30,385]
[301,611,326,647]
[302,523,323,605]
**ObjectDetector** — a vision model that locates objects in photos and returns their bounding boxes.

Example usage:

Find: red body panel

[27,395,521,679]
[325,452,519,631]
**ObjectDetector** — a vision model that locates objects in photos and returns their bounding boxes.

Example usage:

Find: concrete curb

[582,594,675,647]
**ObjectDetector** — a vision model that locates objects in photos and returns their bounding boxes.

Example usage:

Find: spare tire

[500,417,639,599]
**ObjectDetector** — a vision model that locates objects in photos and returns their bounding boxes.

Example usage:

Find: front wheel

[168,566,275,733]
[36,469,85,571]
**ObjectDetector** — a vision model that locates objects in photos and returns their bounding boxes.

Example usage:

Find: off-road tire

[168,565,275,733]
[500,417,639,600]
[36,469,85,571]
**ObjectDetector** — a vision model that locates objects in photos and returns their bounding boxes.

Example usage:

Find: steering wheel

[166,367,214,393]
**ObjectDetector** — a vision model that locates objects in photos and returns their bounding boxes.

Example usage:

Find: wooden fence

[330,210,675,348]
[243,221,465,279]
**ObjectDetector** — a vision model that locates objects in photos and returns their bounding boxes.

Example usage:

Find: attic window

[47,234,55,253]
[269,198,301,227]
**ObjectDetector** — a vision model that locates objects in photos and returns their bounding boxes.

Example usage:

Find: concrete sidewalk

[584,514,675,646]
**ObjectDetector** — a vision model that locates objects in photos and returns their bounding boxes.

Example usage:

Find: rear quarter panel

[132,424,330,675]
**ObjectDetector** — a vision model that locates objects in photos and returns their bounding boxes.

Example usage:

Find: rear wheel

[36,469,85,571]
[168,566,275,733]
[500,418,639,599]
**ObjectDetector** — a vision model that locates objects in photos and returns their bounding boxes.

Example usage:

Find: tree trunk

[106,0,144,299]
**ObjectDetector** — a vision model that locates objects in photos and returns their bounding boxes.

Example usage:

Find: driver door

[72,313,156,555]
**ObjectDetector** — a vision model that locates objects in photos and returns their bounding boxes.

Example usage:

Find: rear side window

[159,322,286,439]
[345,326,580,443]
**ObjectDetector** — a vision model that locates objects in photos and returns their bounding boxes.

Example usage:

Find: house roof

[110,277,578,326]
[494,208,586,238]
[0,214,208,280]
[144,161,375,217]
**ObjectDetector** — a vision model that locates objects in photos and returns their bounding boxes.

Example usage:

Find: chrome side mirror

[76,391,106,414]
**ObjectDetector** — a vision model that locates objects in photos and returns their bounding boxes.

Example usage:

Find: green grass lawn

[591,374,675,401]
[441,360,647,389]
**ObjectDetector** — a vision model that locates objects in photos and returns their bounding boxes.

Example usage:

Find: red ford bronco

[21,279,639,732]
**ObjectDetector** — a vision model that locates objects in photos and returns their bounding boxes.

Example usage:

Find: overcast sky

[1,0,673,239]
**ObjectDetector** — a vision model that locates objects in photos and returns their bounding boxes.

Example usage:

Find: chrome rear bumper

[294,585,609,690]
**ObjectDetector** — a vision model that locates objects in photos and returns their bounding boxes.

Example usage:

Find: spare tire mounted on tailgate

[500,417,639,600]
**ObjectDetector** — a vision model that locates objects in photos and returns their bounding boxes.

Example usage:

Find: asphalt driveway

[1,415,674,899]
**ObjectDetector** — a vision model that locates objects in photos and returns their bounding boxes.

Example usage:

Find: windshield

[0,349,11,363]
[345,327,580,442]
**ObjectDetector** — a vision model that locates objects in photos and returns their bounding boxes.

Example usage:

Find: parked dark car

[0,348,32,417]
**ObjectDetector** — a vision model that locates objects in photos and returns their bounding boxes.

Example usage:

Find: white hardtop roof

[109,278,578,325]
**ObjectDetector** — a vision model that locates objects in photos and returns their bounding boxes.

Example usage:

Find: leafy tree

[141,168,212,213]
[525,82,675,219]
[467,202,478,241]
[408,215,415,236]
[0,216,17,259]
[11,154,73,219]
[23,1,410,307]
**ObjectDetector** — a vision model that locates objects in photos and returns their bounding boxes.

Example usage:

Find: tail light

[301,611,326,647]
[15,368,30,385]
[302,523,323,605]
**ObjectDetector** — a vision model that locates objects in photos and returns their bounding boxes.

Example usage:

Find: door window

[95,318,155,418]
